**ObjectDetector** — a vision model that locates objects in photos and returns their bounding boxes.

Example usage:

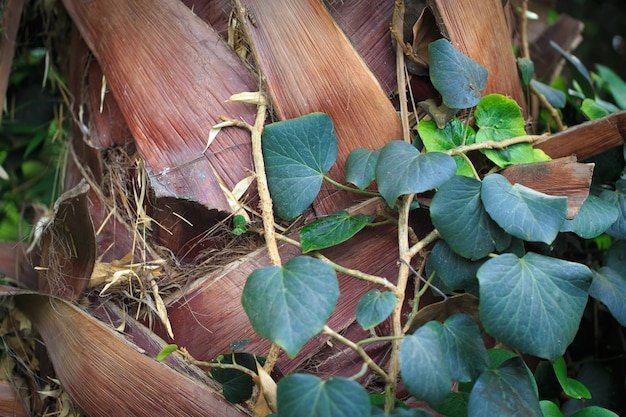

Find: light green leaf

[156,344,178,362]
[300,210,374,253]
[589,267,626,326]
[477,253,592,361]
[552,356,591,400]
[418,118,477,176]
[581,98,610,120]
[431,175,511,260]
[345,148,380,190]
[262,113,337,220]
[468,357,542,417]
[277,374,371,417]
[570,407,620,417]
[241,256,338,357]
[481,174,567,244]
[356,290,396,330]
[376,141,456,208]
[540,400,564,417]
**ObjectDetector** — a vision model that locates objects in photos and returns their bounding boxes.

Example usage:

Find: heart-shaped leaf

[356,290,396,330]
[477,252,592,361]
[211,353,265,404]
[599,179,626,239]
[441,314,489,382]
[418,118,477,177]
[428,39,488,109]
[560,195,619,238]
[589,267,626,327]
[552,356,591,400]
[241,256,338,357]
[517,57,534,86]
[376,141,456,207]
[276,374,371,417]
[431,175,511,260]
[468,357,543,417]
[345,148,380,190]
[481,174,567,244]
[262,112,338,220]
[604,240,626,271]
[400,321,452,405]
[426,240,484,290]
[300,210,374,253]
[475,94,536,167]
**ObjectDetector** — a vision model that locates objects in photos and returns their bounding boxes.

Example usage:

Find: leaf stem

[406,228,440,259]
[323,175,380,197]
[447,134,548,156]
[314,252,397,291]
[179,349,258,380]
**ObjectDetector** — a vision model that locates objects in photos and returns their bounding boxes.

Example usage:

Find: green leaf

[581,98,610,120]
[345,148,380,189]
[356,290,396,330]
[481,174,567,244]
[441,314,489,382]
[418,118,477,176]
[468,357,542,417]
[477,253,592,361]
[241,256,338,357]
[427,240,484,290]
[277,374,371,417]
[231,214,248,235]
[433,392,469,417]
[540,400,564,417]
[552,357,591,400]
[400,321,452,405]
[211,353,264,404]
[531,80,566,108]
[599,180,626,239]
[431,175,511,260]
[229,338,251,351]
[156,344,178,362]
[428,39,488,109]
[376,141,456,208]
[570,406,620,417]
[262,112,338,220]
[560,195,619,238]
[371,407,434,417]
[589,267,626,326]
[550,41,594,99]
[518,57,535,86]
[300,210,374,253]
[596,64,626,110]
[475,94,535,167]
[604,240,626,270]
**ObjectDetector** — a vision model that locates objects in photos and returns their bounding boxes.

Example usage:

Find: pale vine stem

[446,133,548,156]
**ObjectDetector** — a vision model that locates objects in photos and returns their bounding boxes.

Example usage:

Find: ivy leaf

[552,356,591,400]
[276,374,371,417]
[156,344,178,362]
[596,64,626,110]
[477,253,592,361]
[589,267,626,326]
[475,94,536,167]
[481,174,567,244]
[540,400,564,417]
[211,353,264,404]
[428,38,488,109]
[427,240,484,290]
[599,180,626,239]
[550,41,594,98]
[371,407,434,417]
[581,98,610,120]
[431,175,511,260]
[517,57,534,86]
[262,112,338,220]
[417,118,477,176]
[441,314,489,382]
[376,141,456,208]
[604,240,626,271]
[570,406,620,417]
[300,210,374,253]
[345,148,380,189]
[560,195,619,238]
[241,256,338,357]
[531,80,566,108]
[356,290,396,330]
[468,357,543,417]
[400,321,452,405]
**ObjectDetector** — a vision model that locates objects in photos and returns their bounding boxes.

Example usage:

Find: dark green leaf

[418,118,477,177]
[156,344,178,362]
[481,174,567,244]
[427,240,484,290]
[433,391,469,417]
[531,80,566,108]
[599,181,626,239]
[300,210,374,253]
[241,256,338,357]
[550,41,594,99]
[581,98,610,120]
[431,175,511,260]
[345,148,380,189]
[552,357,591,399]
[428,39,488,109]
[211,353,264,404]
[475,94,535,167]
[371,407,434,417]
[400,321,452,404]
[604,240,626,270]
[376,141,456,207]
[356,290,396,330]
[560,195,619,238]
[589,267,626,326]
[441,314,489,382]
[229,338,251,351]
[276,374,371,417]
[262,112,338,220]
[596,64,626,110]
[468,357,542,417]
[517,57,534,86]
[477,253,592,361]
